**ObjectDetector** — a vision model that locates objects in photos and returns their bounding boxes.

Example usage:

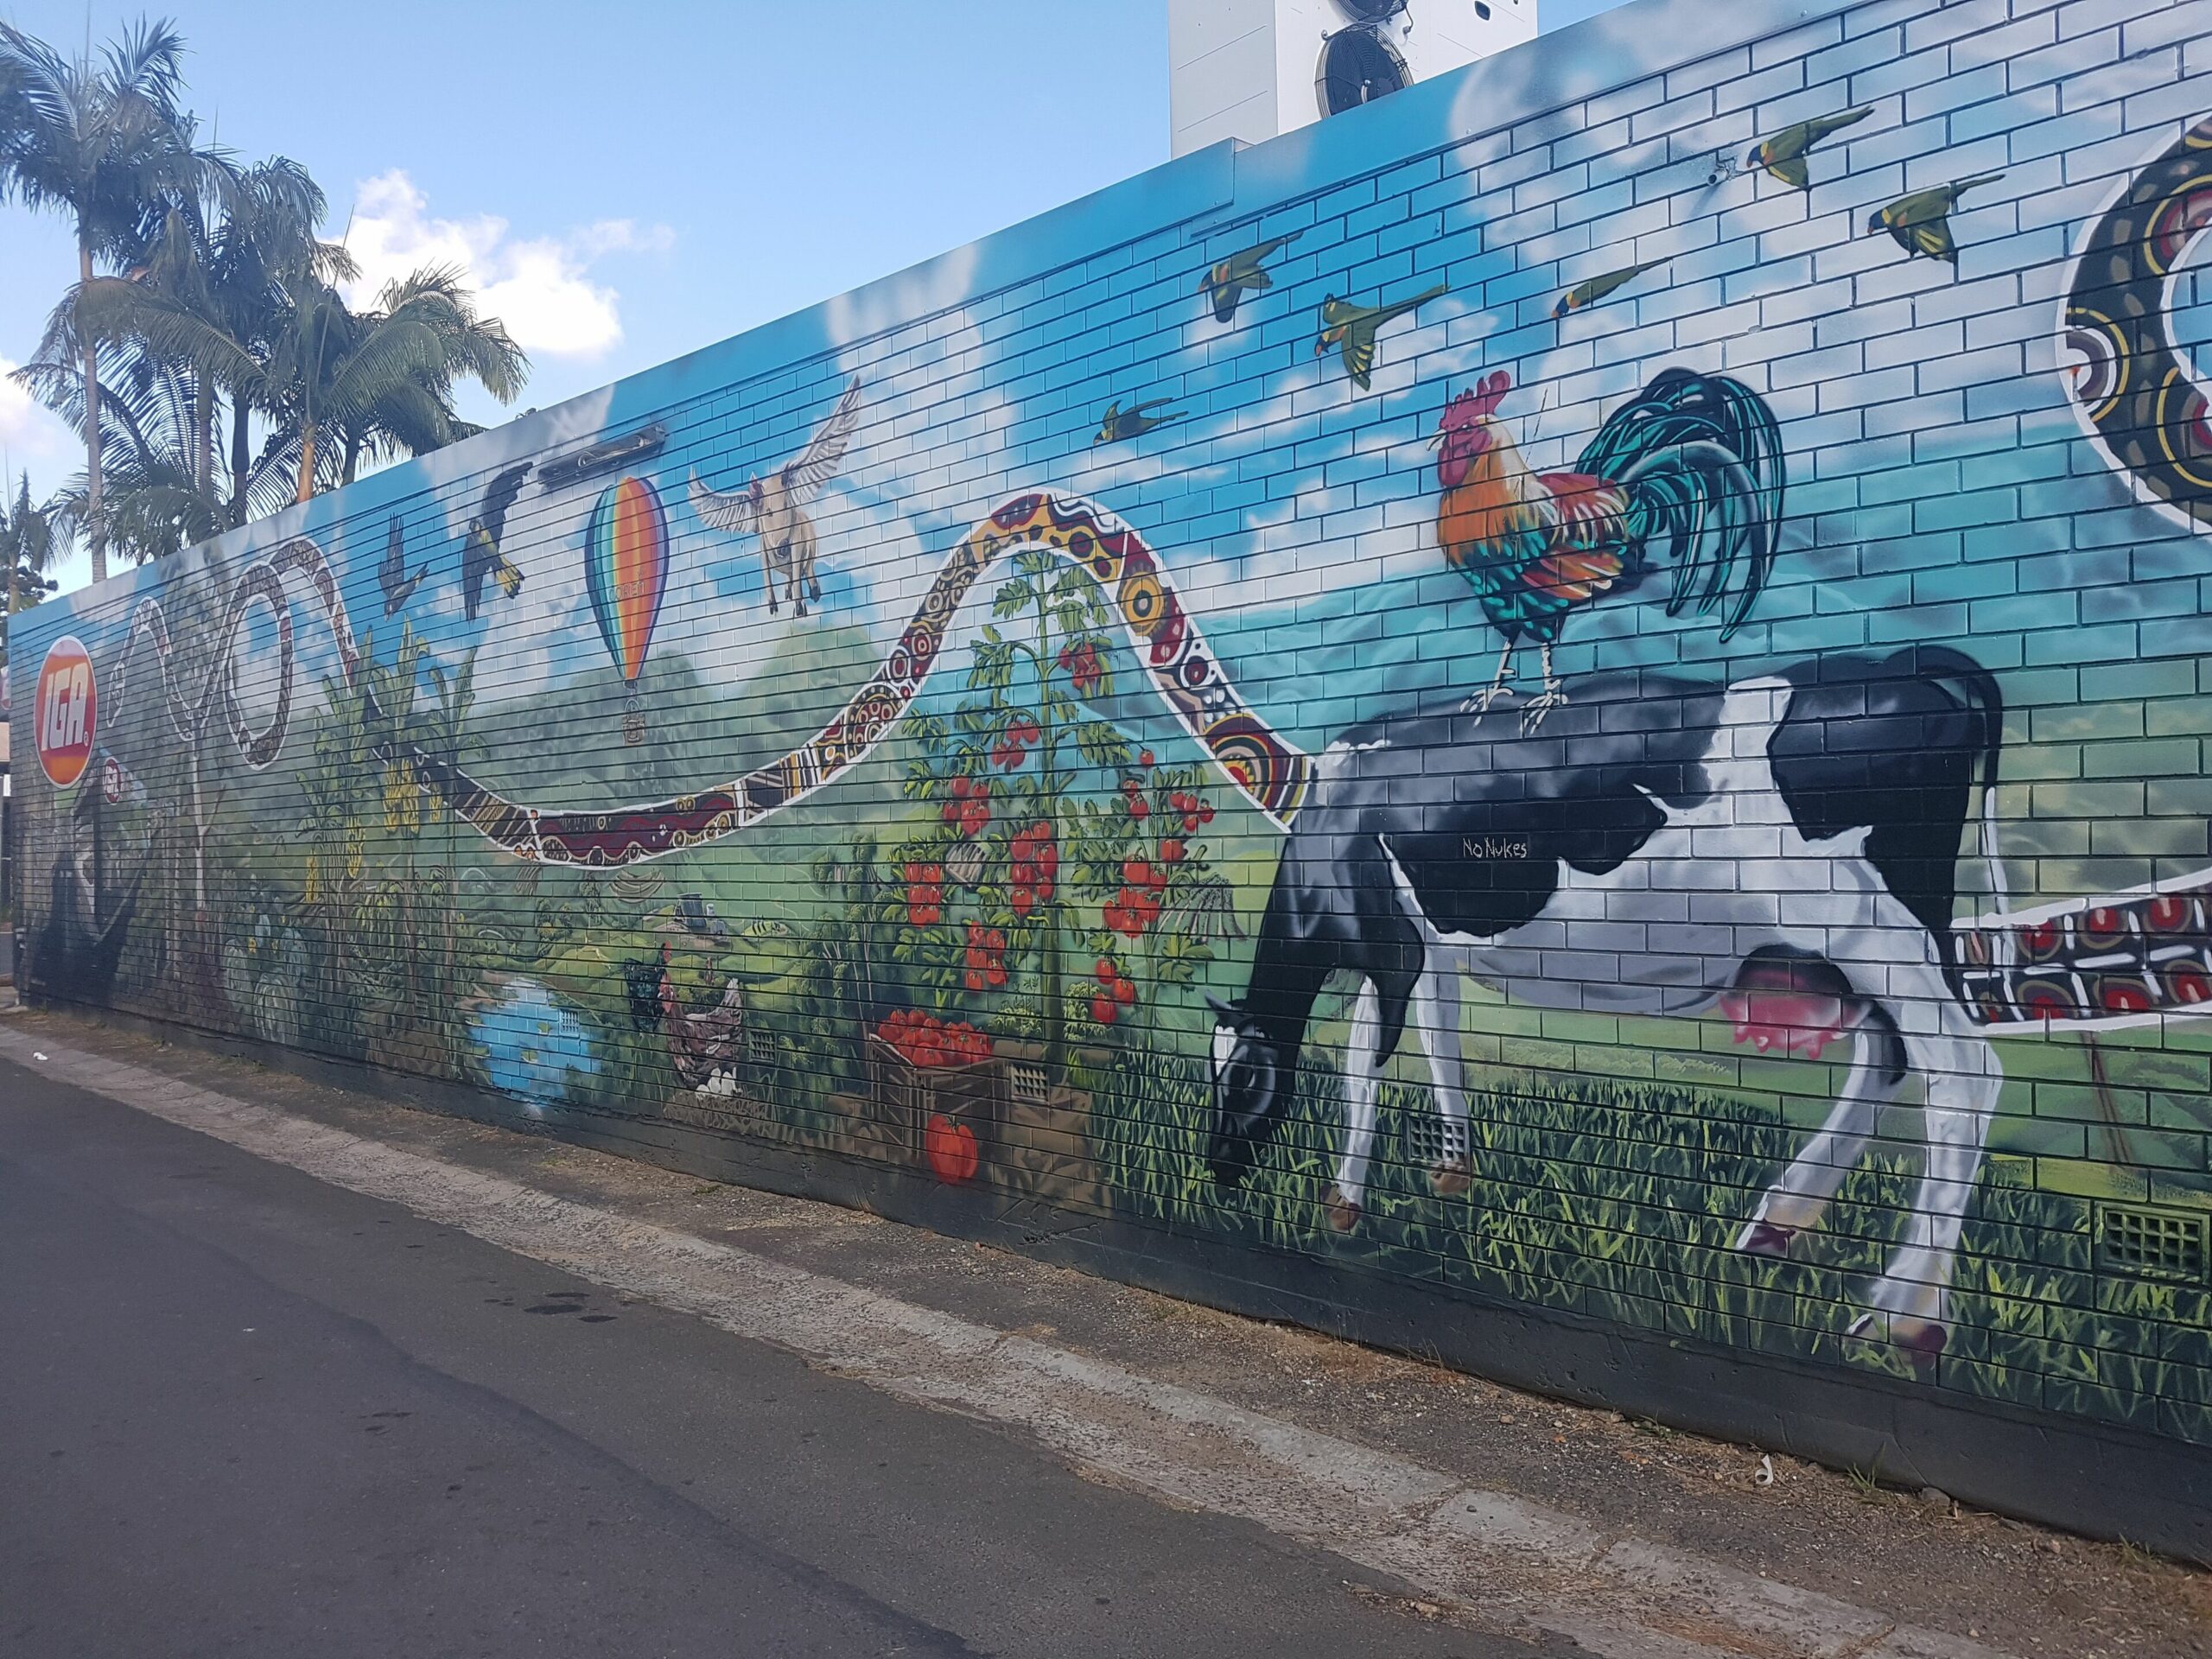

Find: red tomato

[925,1114,982,1184]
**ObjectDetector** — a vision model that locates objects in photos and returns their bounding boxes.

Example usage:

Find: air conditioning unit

[1170,0,1539,159]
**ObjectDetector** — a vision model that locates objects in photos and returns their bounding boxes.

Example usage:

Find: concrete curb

[0,1025,2018,1659]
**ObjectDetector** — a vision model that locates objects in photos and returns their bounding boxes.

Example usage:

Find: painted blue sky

[1,0,1629,592]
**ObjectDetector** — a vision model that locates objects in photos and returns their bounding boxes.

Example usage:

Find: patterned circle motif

[2062,316,2126,424]
[2013,977,2083,1021]
[1117,551,1167,637]
[2161,960,2212,1007]
[2094,976,2155,1014]
[2148,892,2199,934]
[1203,713,1304,817]
[2078,906,2131,953]
[2064,115,2212,530]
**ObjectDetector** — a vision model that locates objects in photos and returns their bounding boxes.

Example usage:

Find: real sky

[2,0,1630,591]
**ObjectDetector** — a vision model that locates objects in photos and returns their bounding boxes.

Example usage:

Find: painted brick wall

[15,0,2212,1538]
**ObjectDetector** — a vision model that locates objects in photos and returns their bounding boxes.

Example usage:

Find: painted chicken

[656,942,748,1090]
[1436,368,1784,727]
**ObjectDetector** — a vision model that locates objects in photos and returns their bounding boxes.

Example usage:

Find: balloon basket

[623,694,647,747]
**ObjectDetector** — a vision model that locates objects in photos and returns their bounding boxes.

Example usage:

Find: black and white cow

[1206,648,2005,1361]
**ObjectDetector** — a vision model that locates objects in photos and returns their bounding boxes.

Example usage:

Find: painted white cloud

[339,171,672,360]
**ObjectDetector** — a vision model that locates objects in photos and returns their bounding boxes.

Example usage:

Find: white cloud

[338,171,671,361]
[0,356,79,485]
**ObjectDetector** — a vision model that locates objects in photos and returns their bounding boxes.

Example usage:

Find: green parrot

[1553,259,1669,319]
[1867,174,2005,265]
[1745,105,1872,190]
[1315,283,1447,391]
[1095,398,1188,446]
[1199,231,1300,324]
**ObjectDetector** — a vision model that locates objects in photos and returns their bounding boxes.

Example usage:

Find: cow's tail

[1916,645,2009,981]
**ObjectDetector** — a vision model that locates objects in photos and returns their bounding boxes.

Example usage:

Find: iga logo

[34,635,97,788]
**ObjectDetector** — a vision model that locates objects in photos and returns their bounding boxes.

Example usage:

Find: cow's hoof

[1428,1156,1473,1198]
[1735,1220,1796,1259]
[1847,1312,1948,1379]
[1322,1187,1363,1233]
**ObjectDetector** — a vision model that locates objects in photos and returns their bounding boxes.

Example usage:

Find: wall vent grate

[1007,1061,1050,1105]
[2096,1203,2209,1283]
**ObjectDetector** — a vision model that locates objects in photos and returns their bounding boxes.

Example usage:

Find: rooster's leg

[1463,640,1516,714]
[1521,643,1568,734]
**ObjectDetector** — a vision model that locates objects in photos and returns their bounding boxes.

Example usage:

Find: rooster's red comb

[1441,371,1513,429]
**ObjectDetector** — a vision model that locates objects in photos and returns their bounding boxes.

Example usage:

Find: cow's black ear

[1205,993,1242,1024]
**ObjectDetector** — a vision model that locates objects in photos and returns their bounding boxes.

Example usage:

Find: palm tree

[334,266,527,486]
[41,353,224,567]
[78,250,529,516]
[0,474,60,670]
[72,153,351,530]
[0,18,228,582]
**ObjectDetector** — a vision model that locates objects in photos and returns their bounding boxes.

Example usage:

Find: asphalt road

[0,1056,1531,1659]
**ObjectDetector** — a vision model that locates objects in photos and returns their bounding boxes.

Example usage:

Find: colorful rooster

[1435,368,1784,727]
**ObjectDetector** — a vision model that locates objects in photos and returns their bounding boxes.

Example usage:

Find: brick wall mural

[14,0,2212,1516]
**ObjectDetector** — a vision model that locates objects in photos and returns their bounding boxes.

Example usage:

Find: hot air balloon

[584,475,670,745]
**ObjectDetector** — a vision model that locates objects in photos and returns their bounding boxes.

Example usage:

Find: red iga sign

[34,635,97,788]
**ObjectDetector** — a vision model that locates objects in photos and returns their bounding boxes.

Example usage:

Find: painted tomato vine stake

[894,543,1235,1089]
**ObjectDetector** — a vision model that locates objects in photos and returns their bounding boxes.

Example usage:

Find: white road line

[0,1027,2018,1659]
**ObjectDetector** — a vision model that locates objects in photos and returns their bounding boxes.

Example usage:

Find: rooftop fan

[1316,25,1410,116]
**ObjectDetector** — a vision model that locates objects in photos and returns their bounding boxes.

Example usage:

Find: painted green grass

[1089,1045,2212,1444]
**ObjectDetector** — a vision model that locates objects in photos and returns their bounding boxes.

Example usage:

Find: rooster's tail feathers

[1575,369,1785,639]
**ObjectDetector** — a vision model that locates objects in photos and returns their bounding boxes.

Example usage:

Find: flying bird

[1095,398,1188,446]
[690,378,863,618]
[1745,106,1872,190]
[1553,259,1669,320]
[461,462,532,621]
[1199,232,1300,324]
[1434,367,1784,729]
[1867,174,2005,265]
[376,516,429,616]
[1316,284,1446,391]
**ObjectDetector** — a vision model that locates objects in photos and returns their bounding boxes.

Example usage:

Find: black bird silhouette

[461,462,532,621]
[1199,232,1300,324]
[376,516,429,616]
